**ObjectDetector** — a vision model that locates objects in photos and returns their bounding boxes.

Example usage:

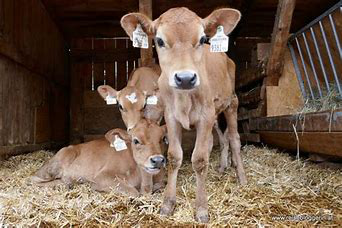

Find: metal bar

[288,43,307,99]
[329,14,342,59]
[319,21,342,97]
[302,33,323,97]
[295,37,315,99]
[289,0,342,40]
[310,27,331,94]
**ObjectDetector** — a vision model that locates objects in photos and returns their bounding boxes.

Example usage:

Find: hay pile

[300,84,342,113]
[0,146,341,227]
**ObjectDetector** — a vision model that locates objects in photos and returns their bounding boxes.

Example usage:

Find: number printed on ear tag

[110,135,127,151]
[106,95,117,105]
[210,25,229,53]
[133,24,149,49]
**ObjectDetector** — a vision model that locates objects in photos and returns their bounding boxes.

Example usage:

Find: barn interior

[0,0,341,226]
[1,0,341,158]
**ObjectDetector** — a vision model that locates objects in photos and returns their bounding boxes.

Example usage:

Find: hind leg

[223,96,247,185]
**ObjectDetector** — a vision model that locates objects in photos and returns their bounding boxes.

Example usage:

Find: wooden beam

[250,109,342,132]
[259,131,342,157]
[266,0,296,86]
[139,0,153,66]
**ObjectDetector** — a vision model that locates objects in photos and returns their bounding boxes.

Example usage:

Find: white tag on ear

[106,95,117,105]
[125,92,138,104]
[210,26,229,53]
[133,24,149,49]
[110,135,128,151]
[146,95,158,105]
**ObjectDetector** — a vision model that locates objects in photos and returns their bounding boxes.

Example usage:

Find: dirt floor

[0,145,341,227]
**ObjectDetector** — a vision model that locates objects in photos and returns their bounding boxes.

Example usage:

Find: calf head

[98,85,164,128]
[121,7,241,90]
[98,85,146,130]
[129,119,167,175]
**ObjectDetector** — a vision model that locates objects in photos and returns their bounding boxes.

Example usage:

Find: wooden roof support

[139,0,153,66]
[266,0,296,86]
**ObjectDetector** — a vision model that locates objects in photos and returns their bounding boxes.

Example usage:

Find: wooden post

[139,0,153,66]
[266,0,296,86]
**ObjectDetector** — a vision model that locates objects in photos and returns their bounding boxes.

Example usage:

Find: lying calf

[31,120,168,196]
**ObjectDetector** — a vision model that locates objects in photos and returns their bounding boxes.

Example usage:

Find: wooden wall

[0,0,68,157]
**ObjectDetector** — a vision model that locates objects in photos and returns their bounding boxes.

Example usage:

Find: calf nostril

[174,74,182,84]
[190,74,197,85]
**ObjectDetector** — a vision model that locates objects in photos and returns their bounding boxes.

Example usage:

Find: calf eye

[199,36,207,45]
[133,138,140,145]
[155,37,165,48]
[163,136,168,145]
[118,104,123,110]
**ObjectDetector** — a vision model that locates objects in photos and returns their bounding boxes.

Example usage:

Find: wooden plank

[236,67,265,89]
[266,0,296,86]
[139,0,153,66]
[240,133,260,143]
[83,90,108,108]
[259,131,342,157]
[83,107,125,134]
[70,49,140,63]
[34,104,51,144]
[250,108,342,132]
[238,86,262,106]
[0,142,66,160]
[70,63,85,143]
[266,50,304,117]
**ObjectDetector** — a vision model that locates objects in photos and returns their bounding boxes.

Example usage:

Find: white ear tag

[111,135,128,151]
[105,95,117,105]
[133,24,149,49]
[125,92,138,104]
[146,95,158,105]
[210,25,229,53]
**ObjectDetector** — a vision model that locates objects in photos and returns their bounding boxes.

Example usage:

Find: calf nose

[150,155,166,168]
[174,71,197,89]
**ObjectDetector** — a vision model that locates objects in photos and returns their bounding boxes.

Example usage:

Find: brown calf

[98,66,164,130]
[121,7,247,222]
[31,120,168,196]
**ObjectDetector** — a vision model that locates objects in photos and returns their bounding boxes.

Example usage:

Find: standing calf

[98,66,164,130]
[32,120,168,196]
[121,7,247,222]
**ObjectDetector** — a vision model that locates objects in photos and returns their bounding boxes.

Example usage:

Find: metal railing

[288,1,342,99]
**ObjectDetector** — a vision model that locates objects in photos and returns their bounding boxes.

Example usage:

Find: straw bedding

[0,145,341,227]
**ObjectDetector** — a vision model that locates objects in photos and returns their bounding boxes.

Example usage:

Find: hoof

[195,208,209,223]
[160,198,175,216]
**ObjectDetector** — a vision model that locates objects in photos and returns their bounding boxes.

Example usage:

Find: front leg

[140,170,153,195]
[160,113,183,216]
[192,115,215,223]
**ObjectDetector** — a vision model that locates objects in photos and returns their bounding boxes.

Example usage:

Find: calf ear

[97,85,118,99]
[203,8,241,37]
[121,13,155,40]
[105,129,131,143]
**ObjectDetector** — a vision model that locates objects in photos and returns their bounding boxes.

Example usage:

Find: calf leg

[218,128,231,173]
[160,116,183,216]
[152,167,166,193]
[192,117,215,223]
[223,96,247,185]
